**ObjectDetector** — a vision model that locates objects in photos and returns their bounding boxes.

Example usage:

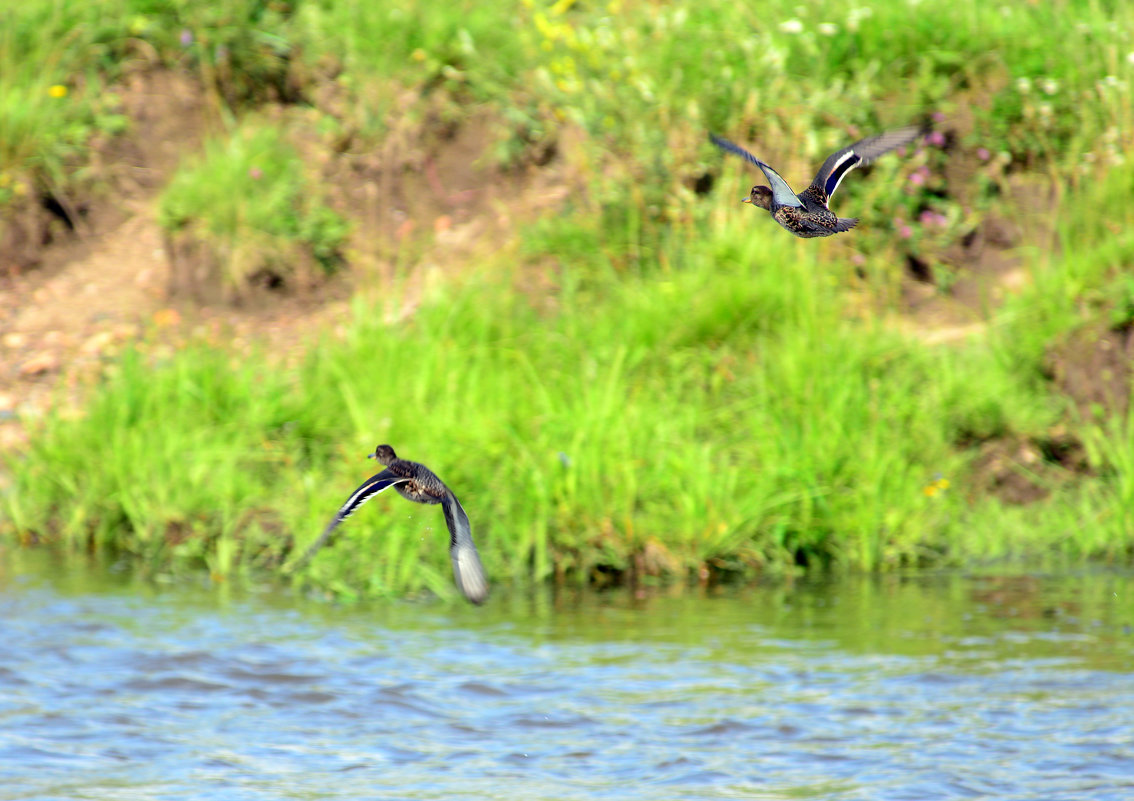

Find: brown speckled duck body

[370,443,448,505]
[711,127,925,238]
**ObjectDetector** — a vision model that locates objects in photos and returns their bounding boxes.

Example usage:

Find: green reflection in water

[3,547,1129,674]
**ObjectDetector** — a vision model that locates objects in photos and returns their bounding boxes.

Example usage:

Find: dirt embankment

[0,68,565,450]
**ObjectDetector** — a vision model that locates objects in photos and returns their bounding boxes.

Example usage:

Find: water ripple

[0,566,1132,800]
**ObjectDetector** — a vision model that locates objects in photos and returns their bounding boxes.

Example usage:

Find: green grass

[5,0,1131,217]
[8,173,1133,598]
[4,0,1134,597]
[984,160,1134,560]
[158,121,348,292]
[0,0,294,209]
[0,2,128,206]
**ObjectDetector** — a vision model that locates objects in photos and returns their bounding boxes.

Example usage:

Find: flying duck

[710,126,925,237]
[292,445,489,605]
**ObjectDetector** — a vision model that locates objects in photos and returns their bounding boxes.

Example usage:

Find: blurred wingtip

[452,543,489,605]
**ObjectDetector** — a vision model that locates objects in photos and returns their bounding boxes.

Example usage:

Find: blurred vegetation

[158,121,347,294]
[2,0,1134,599]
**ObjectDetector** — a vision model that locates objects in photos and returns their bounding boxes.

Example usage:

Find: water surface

[1,551,1132,800]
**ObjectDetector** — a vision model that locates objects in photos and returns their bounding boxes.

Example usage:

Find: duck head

[369,444,398,464]
[742,185,774,210]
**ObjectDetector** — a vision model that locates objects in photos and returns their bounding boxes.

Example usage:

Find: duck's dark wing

[440,494,489,605]
[710,134,804,208]
[810,126,925,204]
[288,470,409,572]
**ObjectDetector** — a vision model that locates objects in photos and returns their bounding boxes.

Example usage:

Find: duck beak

[740,197,751,203]
[367,451,377,459]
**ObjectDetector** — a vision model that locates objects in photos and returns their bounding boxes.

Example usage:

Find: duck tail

[834,217,859,233]
[442,495,490,605]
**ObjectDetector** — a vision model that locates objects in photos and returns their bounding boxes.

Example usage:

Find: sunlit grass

[158,121,348,292]
[4,0,1134,595]
[0,2,128,207]
[3,0,1132,245]
[12,190,1130,598]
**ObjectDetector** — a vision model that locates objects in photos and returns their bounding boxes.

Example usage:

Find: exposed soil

[0,70,350,449]
[0,68,572,453]
[1048,324,1134,423]
[966,429,1089,505]
[881,111,1093,504]
[896,211,1029,345]
[0,68,1108,510]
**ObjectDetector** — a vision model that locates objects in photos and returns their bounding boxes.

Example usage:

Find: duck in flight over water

[291,444,489,605]
[710,126,925,238]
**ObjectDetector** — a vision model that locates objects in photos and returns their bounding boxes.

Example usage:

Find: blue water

[1,553,1132,800]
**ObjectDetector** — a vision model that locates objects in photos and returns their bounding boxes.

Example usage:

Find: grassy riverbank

[3,0,1134,599]
[8,166,1134,598]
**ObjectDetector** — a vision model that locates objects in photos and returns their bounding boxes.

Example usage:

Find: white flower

[1015,77,1031,93]
[1041,79,1059,95]
[779,19,804,34]
[847,7,873,31]
[818,22,838,36]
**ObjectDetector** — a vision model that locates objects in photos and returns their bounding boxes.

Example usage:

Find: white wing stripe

[823,151,861,198]
[333,476,406,524]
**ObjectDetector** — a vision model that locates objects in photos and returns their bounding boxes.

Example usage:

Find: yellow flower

[922,476,950,497]
[48,84,68,99]
[533,12,554,39]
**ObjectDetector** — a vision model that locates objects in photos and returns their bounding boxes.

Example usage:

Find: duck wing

[809,125,924,205]
[710,134,804,208]
[441,494,490,605]
[289,469,410,571]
